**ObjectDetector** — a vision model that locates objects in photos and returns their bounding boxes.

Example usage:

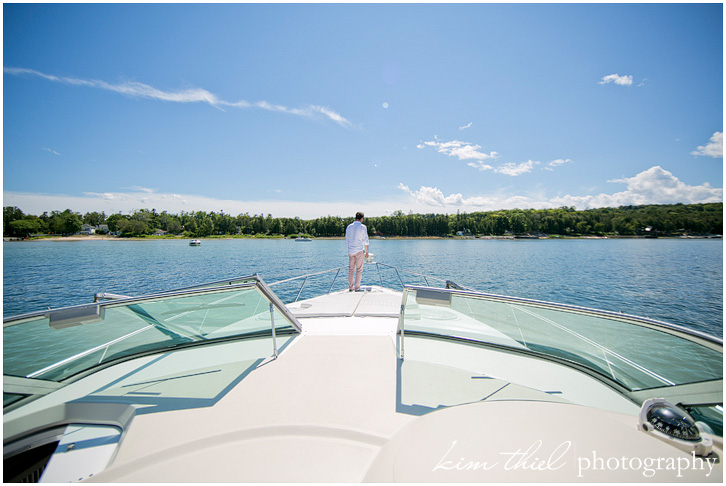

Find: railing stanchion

[397,289,408,359]
[270,303,278,359]
[294,276,308,302]
[395,268,404,289]
[328,268,341,294]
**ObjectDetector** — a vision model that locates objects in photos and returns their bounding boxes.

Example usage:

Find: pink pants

[348,251,365,290]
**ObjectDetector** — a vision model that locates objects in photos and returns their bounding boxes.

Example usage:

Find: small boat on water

[189,239,201,246]
[295,237,312,242]
[2,262,722,482]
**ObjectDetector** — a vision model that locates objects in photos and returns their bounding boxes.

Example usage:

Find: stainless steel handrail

[267,266,347,303]
[373,262,477,291]
[265,262,474,303]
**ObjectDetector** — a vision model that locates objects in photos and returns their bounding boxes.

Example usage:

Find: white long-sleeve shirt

[345,221,369,255]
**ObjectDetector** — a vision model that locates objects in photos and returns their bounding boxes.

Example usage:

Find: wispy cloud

[4,67,351,127]
[691,131,723,158]
[42,147,60,156]
[598,73,633,86]
[544,158,572,171]
[458,122,473,131]
[123,186,156,194]
[398,166,722,212]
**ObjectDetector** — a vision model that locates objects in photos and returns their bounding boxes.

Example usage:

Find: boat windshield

[3,277,300,406]
[398,287,723,394]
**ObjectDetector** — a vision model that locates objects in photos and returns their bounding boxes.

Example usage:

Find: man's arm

[363,226,369,258]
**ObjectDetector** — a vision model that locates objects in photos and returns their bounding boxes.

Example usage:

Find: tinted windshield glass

[4,283,298,383]
[401,288,722,391]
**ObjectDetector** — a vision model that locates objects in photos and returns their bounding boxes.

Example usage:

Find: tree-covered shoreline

[3,203,723,239]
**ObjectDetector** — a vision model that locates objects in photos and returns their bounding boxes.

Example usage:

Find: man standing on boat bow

[345,212,369,292]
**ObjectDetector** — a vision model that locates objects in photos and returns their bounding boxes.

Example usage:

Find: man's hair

[355,212,364,220]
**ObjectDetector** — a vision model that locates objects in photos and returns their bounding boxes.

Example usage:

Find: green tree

[4,206,25,235]
[105,213,128,233]
[2,202,722,239]
[49,210,83,235]
[509,212,528,234]
[83,211,106,226]
[159,212,183,234]
[9,218,45,237]
[117,219,150,236]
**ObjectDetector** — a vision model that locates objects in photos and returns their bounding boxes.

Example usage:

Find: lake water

[3,238,723,338]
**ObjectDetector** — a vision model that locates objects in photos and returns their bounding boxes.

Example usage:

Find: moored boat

[3,262,722,482]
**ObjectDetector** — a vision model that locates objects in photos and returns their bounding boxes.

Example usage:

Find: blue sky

[3,3,723,219]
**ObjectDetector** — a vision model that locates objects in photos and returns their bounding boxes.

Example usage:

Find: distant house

[153,230,169,236]
[78,224,111,235]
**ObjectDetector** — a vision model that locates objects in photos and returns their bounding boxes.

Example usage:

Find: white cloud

[494,160,539,176]
[420,139,498,161]
[420,138,563,176]
[306,105,351,126]
[398,183,464,206]
[691,131,723,158]
[458,122,473,131]
[99,192,124,201]
[598,74,633,86]
[5,66,351,127]
[398,184,538,210]
[397,166,722,212]
[466,160,496,171]
[544,158,573,171]
[548,166,722,208]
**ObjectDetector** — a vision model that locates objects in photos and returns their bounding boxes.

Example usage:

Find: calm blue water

[3,238,723,337]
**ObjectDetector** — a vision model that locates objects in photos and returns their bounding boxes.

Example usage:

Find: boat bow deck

[286,286,401,318]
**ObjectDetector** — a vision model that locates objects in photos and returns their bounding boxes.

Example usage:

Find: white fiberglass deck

[286,286,402,319]
[79,288,719,482]
[290,287,639,414]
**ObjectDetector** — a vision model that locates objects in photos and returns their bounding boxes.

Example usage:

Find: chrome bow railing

[267,261,472,303]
